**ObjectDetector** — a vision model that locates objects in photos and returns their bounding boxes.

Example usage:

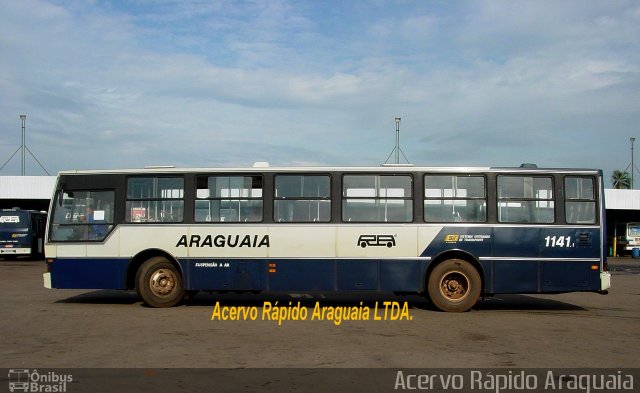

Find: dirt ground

[0,258,639,369]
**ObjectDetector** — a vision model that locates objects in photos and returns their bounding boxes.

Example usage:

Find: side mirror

[57,189,63,207]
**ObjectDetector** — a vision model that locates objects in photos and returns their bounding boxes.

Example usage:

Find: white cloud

[0,0,638,184]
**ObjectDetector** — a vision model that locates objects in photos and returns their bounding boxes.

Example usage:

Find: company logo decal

[0,216,20,224]
[357,234,396,248]
[444,234,490,243]
[176,234,270,248]
[444,234,460,243]
[7,369,72,392]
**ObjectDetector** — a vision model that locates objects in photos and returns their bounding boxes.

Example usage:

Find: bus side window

[424,175,486,223]
[343,175,412,223]
[564,176,596,224]
[195,175,263,223]
[497,176,554,224]
[274,175,331,223]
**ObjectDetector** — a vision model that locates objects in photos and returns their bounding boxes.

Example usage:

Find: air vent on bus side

[576,232,591,247]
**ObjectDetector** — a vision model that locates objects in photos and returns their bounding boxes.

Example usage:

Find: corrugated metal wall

[0,176,57,199]
[605,189,640,210]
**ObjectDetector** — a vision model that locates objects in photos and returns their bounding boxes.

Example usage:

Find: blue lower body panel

[541,261,598,292]
[492,261,539,293]
[49,257,426,292]
[485,260,601,294]
[50,258,129,289]
[184,258,426,292]
[48,256,601,294]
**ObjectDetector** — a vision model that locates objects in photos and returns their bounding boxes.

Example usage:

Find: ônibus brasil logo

[7,369,72,392]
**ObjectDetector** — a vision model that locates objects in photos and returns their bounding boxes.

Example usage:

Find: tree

[611,170,631,189]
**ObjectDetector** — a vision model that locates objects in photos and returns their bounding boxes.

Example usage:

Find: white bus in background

[625,222,640,252]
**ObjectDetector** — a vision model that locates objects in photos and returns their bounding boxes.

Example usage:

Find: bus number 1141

[544,236,574,248]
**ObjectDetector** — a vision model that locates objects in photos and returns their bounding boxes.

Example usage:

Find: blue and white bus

[43,163,611,311]
[1,208,46,258]
[624,222,640,253]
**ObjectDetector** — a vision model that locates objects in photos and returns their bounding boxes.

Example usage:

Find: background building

[0,176,56,211]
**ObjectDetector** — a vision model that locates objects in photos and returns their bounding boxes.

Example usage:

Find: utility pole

[632,137,636,189]
[0,114,50,175]
[20,115,26,176]
[395,117,401,164]
[384,117,411,165]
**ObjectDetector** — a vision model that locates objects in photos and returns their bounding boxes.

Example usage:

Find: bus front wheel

[427,259,481,312]
[136,256,185,308]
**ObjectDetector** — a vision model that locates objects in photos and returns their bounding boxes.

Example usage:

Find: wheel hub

[150,269,176,297]
[447,280,460,291]
[440,271,469,301]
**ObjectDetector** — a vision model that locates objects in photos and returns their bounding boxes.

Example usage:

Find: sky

[1,0,639,187]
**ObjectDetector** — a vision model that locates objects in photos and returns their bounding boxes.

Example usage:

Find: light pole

[632,137,636,189]
[395,117,401,164]
[384,117,410,165]
[20,115,26,176]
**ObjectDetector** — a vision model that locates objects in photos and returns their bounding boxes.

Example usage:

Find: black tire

[427,259,481,312]
[136,256,185,308]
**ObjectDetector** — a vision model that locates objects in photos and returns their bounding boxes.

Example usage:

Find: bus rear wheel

[427,259,481,312]
[136,256,185,308]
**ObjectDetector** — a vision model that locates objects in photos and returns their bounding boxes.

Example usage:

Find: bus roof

[55,164,602,176]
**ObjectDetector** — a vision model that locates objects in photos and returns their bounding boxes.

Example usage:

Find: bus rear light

[46,258,54,264]
[591,265,598,270]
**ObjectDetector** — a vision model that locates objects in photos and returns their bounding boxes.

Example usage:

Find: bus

[42,164,611,312]
[624,222,640,253]
[1,208,46,258]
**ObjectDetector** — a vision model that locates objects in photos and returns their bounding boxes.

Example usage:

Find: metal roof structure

[0,176,56,199]
[605,189,640,210]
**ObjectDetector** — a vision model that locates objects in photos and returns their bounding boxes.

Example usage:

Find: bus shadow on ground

[56,291,587,312]
[0,258,43,264]
[475,294,587,312]
[55,290,140,305]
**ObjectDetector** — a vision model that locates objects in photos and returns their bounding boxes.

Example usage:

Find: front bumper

[0,248,30,255]
[600,271,611,292]
[43,272,51,289]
